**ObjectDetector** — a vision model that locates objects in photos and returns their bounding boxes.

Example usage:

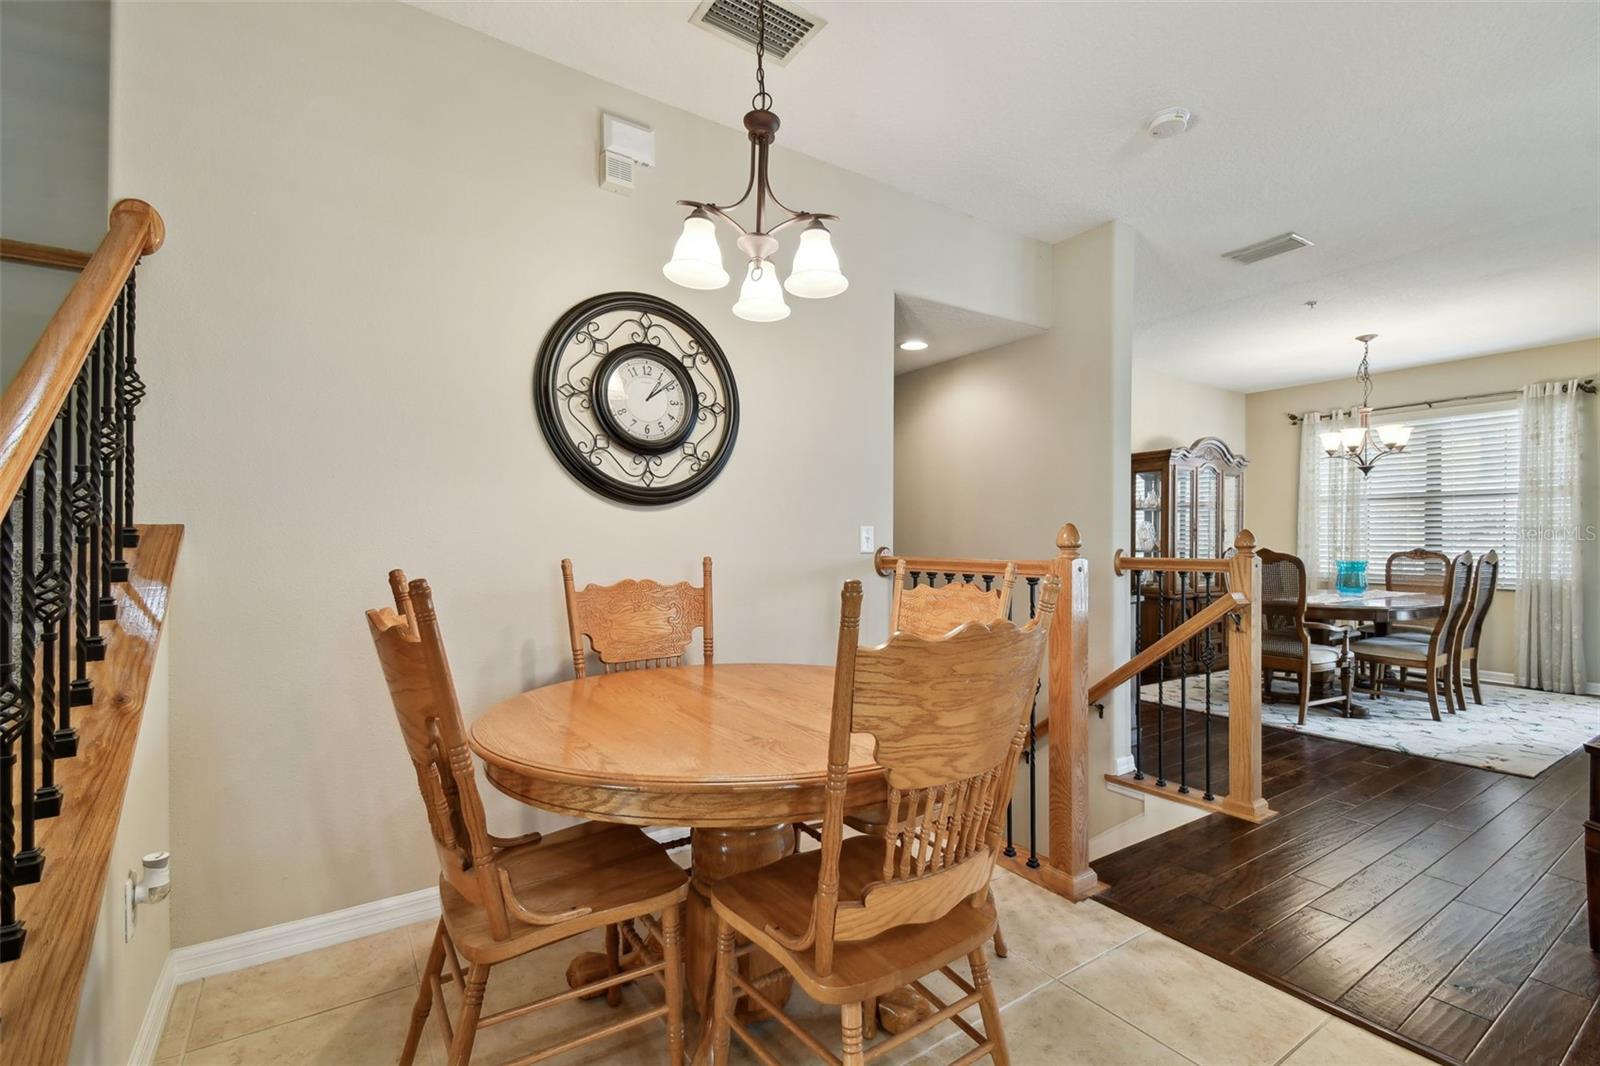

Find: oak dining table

[468,662,886,1018]
[1303,588,1443,634]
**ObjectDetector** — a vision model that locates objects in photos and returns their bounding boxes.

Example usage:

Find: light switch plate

[859,525,875,554]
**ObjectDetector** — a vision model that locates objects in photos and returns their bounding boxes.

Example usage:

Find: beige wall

[110,1,1051,944]
[1131,367,1247,454]
[895,222,1141,837]
[69,629,172,1065]
[1245,338,1600,680]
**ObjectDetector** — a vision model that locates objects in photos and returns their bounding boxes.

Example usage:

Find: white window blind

[1316,404,1520,585]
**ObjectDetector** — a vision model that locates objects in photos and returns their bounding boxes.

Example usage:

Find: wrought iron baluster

[1202,572,1216,801]
[14,468,43,885]
[1003,583,1016,859]
[982,575,993,592]
[1155,571,1167,787]
[909,570,921,587]
[1130,568,1143,779]
[961,572,974,585]
[1177,571,1190,794]
[97,292,124,608]
[0,499,21,962]
[54,386,78,754]
[74,348,105,671]
[1025,577,1039,869]
[119,271,142,552]
[33,420,66,818]
[942,571,955,587]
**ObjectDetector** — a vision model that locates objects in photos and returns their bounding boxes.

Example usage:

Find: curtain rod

[1284,378,1596,425]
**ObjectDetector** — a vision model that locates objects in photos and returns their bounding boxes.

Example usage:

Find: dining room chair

[1384,548,1451,637]
[561,556,712,677]
[1258,549,1353,723]
[369,571,689,1066]
[1353,551,1472,720]
[1393,550,1500,709]
[695,575,1058,1066]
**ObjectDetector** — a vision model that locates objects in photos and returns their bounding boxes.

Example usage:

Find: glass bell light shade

[732,259,790,322]
[783,221,848,299]
[1376,423,1412,449]
[662,212,729,290]
[1340,426,1367,452]
[1320,431,1343,456]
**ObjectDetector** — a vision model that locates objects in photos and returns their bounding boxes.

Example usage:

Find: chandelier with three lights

[1320,334,1413,475]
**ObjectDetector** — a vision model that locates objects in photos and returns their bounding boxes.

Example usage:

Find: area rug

[1137,672,1598,778]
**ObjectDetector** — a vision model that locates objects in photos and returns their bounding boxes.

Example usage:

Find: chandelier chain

[751,0,773,112]
[1356,336,1373,409]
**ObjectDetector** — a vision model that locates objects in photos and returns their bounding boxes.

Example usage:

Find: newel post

[1221,530,1271,821]
[1045,523,1104,899]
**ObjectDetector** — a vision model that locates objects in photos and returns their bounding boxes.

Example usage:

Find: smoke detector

[691,0,824,65]
[1147,108,1193,138]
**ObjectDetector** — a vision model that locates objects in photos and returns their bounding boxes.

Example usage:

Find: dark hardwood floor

[1095,702,1599,1065]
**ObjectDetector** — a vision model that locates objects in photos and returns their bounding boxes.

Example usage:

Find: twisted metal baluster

[1177,572,1190,794]
[119,271,143,552]
[1130,568,1144,779]
[32,420,66,818]
[1002,587,1016,859]
[0,502,22,962]
[1202,572,1216,801]
[1155,572,1167,788]
[97,291,124,609]
[1025,577,1040,870]
[73,348,105,674]
[13,467,43,885]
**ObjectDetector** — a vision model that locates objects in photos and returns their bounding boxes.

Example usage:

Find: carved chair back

[1258,549,1309,645]
[889,560,1017,639]
[367,572,514,939]
[1459,551,1499,655]
[1429,551,1475,660]
[561,557,713,677]
[785,577,1056,977]
[1385,548,1450,593]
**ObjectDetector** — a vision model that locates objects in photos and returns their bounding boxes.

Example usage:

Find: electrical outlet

[859,525,875,554]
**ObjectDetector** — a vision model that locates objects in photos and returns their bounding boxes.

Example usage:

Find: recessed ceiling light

[898,339,929,351]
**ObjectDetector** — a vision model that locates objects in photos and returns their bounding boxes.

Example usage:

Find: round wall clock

[534,292,739,505]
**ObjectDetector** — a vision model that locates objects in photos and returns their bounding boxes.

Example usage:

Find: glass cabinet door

[1222,473,1241,553]
[1173,468,1194,558]
[1196,467,1218,558]
[1133,470,1163,557]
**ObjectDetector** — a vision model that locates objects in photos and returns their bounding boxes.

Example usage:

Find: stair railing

[873,523,1104,902]
[0,199,165,965]
[1099,531,1273,823]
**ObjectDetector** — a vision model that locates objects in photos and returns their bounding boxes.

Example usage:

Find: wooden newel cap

[110,198,165,255]
[1234,529,1257,553]
[1056,523,1081,553]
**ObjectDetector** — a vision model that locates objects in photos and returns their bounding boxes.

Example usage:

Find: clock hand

[645,379,669,402]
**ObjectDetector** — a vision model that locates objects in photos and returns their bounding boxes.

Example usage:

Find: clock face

[534,293,739,505]
[593,348,697,454]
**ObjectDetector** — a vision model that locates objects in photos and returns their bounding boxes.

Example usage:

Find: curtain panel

[1515,379,1588,693]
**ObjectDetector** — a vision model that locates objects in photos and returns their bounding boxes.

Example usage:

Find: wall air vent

[1222,232,1314,265]
[691,0,824,64]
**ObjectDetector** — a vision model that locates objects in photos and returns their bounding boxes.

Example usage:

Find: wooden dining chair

[561,557,713,677]
[1354,551,1472,720]
[1259,549,1352,723]
[368,571,689,1066]
[695,576,1058,1066]
[1453,550,1499,707]
[1384,548,1450,637]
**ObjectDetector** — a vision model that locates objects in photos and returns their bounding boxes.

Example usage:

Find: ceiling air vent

[1222,232,1314,265]
[691,0,824,65]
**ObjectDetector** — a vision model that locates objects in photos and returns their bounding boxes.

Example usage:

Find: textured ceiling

[411,1,1600,391]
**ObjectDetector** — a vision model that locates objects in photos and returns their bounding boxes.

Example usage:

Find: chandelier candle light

[1321,334,1412,476]
[661,0,846,322]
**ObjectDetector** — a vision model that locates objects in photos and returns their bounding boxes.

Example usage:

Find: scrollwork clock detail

[534,292,739,505]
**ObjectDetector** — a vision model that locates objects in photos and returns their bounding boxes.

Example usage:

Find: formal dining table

[1303,588,1442,635]
[468,662,886,1017]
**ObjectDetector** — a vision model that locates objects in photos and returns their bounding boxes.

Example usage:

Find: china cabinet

[1130,438,1249,682]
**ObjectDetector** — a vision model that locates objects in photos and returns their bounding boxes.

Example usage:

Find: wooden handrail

[1112,549,1231,576]
[1086,591,1245,706]
[873,546,1053,579]
[0,199,164,510]
[0,238,93,272]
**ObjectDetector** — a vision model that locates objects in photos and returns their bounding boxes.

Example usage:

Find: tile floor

[155,870,1433,1065]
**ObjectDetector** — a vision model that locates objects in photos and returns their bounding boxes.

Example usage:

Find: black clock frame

[534,292,739,506]
[590,343,700,455]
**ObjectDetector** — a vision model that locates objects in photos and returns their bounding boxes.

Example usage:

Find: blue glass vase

[1335,560,1368,596]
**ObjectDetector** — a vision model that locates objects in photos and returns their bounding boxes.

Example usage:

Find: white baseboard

[129,951,177,1066]
[169,886,439,985]
[1474,669,1600,696]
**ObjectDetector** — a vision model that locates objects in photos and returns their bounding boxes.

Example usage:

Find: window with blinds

[1316,404,1520,586]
